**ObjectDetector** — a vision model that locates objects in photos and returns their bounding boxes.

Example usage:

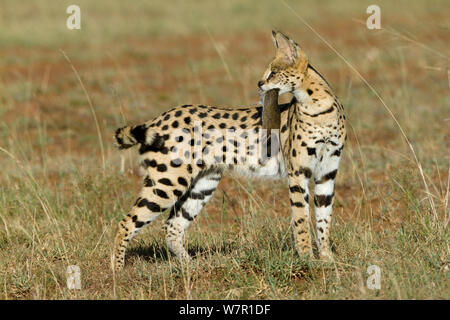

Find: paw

[295,246,314,260]
[318,249,334,262]
[177,251,191,262]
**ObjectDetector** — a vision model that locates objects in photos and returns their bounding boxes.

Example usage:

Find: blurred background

[0,0,448,299]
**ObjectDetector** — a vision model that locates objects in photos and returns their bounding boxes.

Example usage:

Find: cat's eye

[267,71,276,80]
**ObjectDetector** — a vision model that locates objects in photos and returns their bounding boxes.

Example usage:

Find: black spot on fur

[178,177,188,186]
[158,178,173,186]
[190,188,215,200]
[295,167,312,179]
[314,194,334,207]
[134,220,145,228]
[170,159,182,167]
[289,185,305,193]
[130,125,147,144]
[304,106,334,117]
[138,132,166,154]
[145,160,157,168]
[307,147,316,156]
[144,176,155,187]
[251,109,262,120]
[173,189,183,197]
[315,169,338,184]
[196,159,205,168]
[137,198,163,212]
[154,188,169,199]
[181,208,193,221]
[157,164,168,172]
[332,147,343,157]
[290,200,305,208]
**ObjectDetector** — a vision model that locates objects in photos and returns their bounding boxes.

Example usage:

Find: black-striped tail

[114,124,157,150]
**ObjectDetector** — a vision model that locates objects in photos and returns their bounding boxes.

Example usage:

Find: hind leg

[314,154,340,261]
[112,176,181,271]
[314,177,336,261]
[165,170,222,260]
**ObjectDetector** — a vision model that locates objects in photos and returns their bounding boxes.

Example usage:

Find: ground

[0,0,448,299]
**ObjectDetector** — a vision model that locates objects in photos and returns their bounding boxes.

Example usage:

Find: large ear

[275,32,299,65]
[272,32,308,69]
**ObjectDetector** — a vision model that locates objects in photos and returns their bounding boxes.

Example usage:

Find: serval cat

[112,31,346,271]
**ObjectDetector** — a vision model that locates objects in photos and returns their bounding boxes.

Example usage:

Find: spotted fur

[112,31,346,271]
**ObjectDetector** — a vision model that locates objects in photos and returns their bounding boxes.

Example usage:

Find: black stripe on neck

[307,64,332,88]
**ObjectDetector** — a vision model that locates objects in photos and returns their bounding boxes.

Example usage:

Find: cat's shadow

[127,241,238,263]
[126,239,337,265]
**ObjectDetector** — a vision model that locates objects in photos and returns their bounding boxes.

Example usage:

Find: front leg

[288,168,313,258]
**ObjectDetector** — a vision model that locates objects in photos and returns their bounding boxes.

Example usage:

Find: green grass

[0,0,448,299]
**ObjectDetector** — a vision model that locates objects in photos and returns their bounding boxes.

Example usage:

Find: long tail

[114,123,158,150]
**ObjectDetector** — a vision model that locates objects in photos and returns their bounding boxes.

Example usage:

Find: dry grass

[0,0,448,299]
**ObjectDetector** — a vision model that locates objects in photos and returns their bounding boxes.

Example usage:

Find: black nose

[257,81,264,88]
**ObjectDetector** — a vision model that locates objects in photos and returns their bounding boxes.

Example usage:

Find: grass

[0,0,448,299]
